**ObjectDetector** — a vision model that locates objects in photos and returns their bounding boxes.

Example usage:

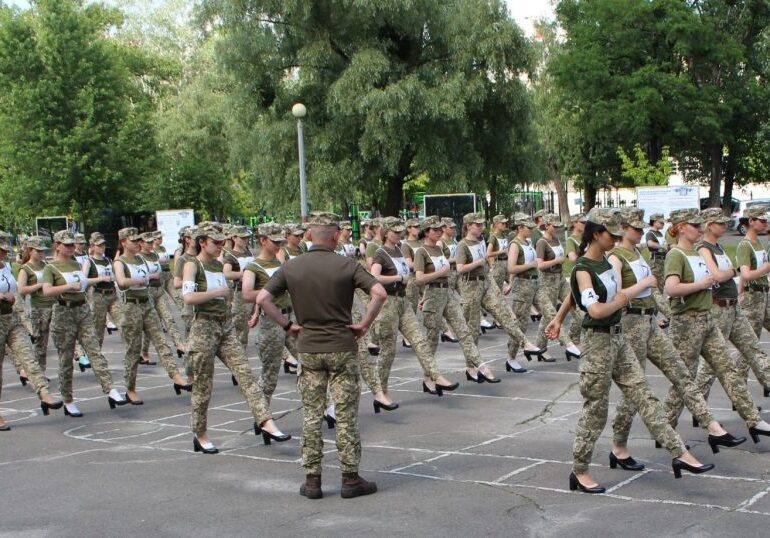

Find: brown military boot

[299,474,322,499]
[340,472,377,498]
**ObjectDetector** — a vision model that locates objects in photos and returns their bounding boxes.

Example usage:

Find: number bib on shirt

[468,241,486,262]
[715,253,733,272]
[204,269,228,299]
[0,265,18,293]
[124,260,149,291]
[93,261,112,279]
[551,244,565,258]
[597,268,618,303]
[430,254,449,271]
[627,257,652,298]
[754,246,767,266]
[521,242,536,263]
[157,250,170,264]
[497,237,509,252]
[60,269,88,292]
[448,243,458,258]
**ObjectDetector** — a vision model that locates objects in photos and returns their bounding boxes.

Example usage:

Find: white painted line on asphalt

[492,461,546,483]
[735,483,770,511]
[605,470,650,493]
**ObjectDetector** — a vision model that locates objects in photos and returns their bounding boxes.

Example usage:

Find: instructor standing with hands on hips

[257,211,387,501]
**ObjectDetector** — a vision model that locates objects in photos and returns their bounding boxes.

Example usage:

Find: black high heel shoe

[465,371,483,383]
[441,333,459,343]
[231,375,238,386]
[367,345,380,356]
[173,382,192,395]
[748,426,770,443]
[692,416,699,428]
[765,387,770,398]
[40,400,63,416]
[254,422,261,435]
[568,472,605,494]
[176,349,184,359]
[108,395,127,409]
[107,327,117,335]
[505,360,527,373]
[262,429,291,445]
[402,340,412,348]
[480,326,487,335]
[530,313,542,322]
[124,393,144,405]
[324,414,336,429]
[565,350,581,361]
[63,406,83,418]
[193,437,219,454]
[423,381,443,396]
[522,348,543,362]
[78,363,86,373]
[708,432,746,453]
[609,452,645,471]
[477,371,501,384]
[672,458,714,479]
[436,381,459,392]
[538,354,556,363]
[19,375,28,386]
[283,361,298,374]
[373,400,400,413]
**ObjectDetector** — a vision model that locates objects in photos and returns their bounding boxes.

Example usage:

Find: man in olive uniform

[257,212,387,500]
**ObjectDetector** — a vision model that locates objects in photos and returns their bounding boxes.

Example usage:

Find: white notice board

[156,209,195,253]
[635,185,700,221]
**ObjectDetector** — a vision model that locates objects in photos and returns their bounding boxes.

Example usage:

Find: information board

[635,185,700,220]
[156,209,195,253]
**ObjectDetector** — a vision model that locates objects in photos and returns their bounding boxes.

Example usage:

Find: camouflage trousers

[695,303,770,399]
[422,285,482,368]
[255,313,297,406]
[664,310,761,428]
[535,272,577,349]
[298,351,361,475]
[188,314,271,435]
[510,276,552,357]
[405,277,423,323]
[355,288,380,347]
[459,276,526,349]
[51,303,113,402]
[121,300,181,390]
[228,290,253,350]
[90,290,121,347]
[649,256,672,318]
[351,295,382,394]
[142,285,184,353]
[29,306,53,370]
[740,289,770,356]
[377,294,440,391]
[13,296,33,335]
[0,312,51,401]
[612,312,714,445]
[491,260,508,291]
[573,328,686,473]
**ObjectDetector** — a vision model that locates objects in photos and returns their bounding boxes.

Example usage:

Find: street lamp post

[292,103,308,221]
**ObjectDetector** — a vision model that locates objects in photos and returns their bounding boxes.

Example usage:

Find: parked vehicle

[736,199,770,235]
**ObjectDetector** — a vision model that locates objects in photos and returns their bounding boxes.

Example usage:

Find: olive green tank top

[21,261,55,308]
[191,257,229,315]
[609,245,654,309]
[512,237,537,278]
[570,256,621,327]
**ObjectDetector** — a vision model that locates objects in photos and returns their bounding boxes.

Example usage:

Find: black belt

[387,289,406,297]
[517,274,538,280]
[93,287,115,294]
[57,299,86,308]
[162,268,171,273]
[497,255,508,261]
[745,284,769,292]
[427,282,450,288]
[124,297,149,304]
[625,307,657,316]
[149,281,162,288]
[713,297,739,307]
[462,275,485,281]
[0,301,13,315]
[195,312,228,321]
[590,325,622,334]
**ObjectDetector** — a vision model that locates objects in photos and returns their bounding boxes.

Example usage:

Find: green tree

[200,0,534,216]
[617,144,672,186]
[0,0,160,228]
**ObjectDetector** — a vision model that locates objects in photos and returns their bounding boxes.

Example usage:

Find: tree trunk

[583,181,597,212]
[708,144,722,208]
[549,162,569,222]
[383,176,404,217]
[722,148,736,216]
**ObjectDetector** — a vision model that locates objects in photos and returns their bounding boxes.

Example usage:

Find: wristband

[283,320,293,331]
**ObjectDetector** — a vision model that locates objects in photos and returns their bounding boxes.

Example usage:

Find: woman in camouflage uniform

[608,207,744,463]
[222,226,255,350]
[0,233,63,428]
[662,208,770,444]
[42,230,127,417]
[82,232,120,347]
[114,227,190,404]
[564,214,586,347]
[182,224,289,454]
[486,215,510,294]
[17,236,55,372]
[549,208,714,494]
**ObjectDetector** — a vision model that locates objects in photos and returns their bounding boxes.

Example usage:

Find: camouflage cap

[74,233,87,244]
[420,215,444,231]
[118,227,142,241]
[649,213,664,223]
[289,225,305,236]
[140,231,156,242]
[197,224,227,241]
[382,216,406,233]
[533,209,547,219]
[512,212,536,228]
[53,230,76,245]
[369,217,383,228]
[360,218,371,227]
[231,225,252,238]
[405,218,421,228]
[27,236,47,250]
[198,221,222,231]
[463,212,486,225]
[586,208,623,237]
[89,232,106,245]
[619,207,646,229]
[492,214,509,224]
[152,230,163,239]
[340,220,353,230]
[700,208,731,224]
[257,222,286,242]
[542,213,563,227]
[308,211,341,227]
[221,223,234,237]
[745,206,770,220]
[183,226,199,238]
[669,208,703,225]
[178,225,190,237]
[569,213,586,223]
[0,238,10,251]
[441,217,457,228]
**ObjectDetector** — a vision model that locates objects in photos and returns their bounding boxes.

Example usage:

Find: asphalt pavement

[2,307,770,537]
